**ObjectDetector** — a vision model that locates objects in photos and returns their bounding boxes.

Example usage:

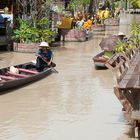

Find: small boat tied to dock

[93,35,119,69]
[93,51,108,68]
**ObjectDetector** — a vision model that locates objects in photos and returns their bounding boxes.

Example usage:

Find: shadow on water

[95,66,108,70]
[126,127,135,139]
[0,82,32,95]
[0,46,9,51]
[0,82,43,96]
[0,88,21,95]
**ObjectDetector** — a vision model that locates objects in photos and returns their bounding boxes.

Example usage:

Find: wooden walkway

[105,48,140,137]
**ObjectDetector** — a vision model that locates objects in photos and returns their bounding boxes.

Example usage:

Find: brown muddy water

[0,13,139,140]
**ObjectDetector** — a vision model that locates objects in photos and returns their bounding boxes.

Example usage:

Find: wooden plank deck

[106,48,140,122]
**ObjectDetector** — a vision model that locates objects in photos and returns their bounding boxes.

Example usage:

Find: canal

[0,13,139,140]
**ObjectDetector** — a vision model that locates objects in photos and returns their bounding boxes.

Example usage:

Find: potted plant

[12,17,54,52]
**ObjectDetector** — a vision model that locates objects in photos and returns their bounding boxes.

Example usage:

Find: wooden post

[114,87,132,113]
[10,0,13,14]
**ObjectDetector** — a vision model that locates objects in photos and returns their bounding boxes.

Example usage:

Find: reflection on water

[0,13,139,140]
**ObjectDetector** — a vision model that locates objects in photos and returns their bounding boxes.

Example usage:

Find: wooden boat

[0,61,53,91]
[104,17,120,26]
[93,51,109,68]
[93,24,105,31]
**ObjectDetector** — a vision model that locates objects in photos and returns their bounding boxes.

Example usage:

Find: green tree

[68,0,90,14]
[129,0,140,8]
[88,0,99,14]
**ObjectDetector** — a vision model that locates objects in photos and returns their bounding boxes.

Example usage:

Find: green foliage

[36,17,54,42]
[115,39,137,53]
[127,40,137,50]
[68,0,90,12]
[13,18,33,43]
[130,0,140,8]
[37,17,51,26]
[104,51,114,58]
[12,17,54,43]
[130,22,140,47]
[115,22,140,53]
[115,22,140,54]
[68,0,78,11]
[115,39,127,53]
[130,22,140,37]
[114,1,120,9]
[128,36,140,48]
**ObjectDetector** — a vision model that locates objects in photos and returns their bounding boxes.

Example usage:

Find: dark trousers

[36,57,56,71]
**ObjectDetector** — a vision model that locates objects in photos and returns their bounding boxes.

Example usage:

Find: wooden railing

[105,48,138,83]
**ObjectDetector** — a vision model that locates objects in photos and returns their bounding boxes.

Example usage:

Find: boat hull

[0,62,52,91]
[93,51,108,68]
